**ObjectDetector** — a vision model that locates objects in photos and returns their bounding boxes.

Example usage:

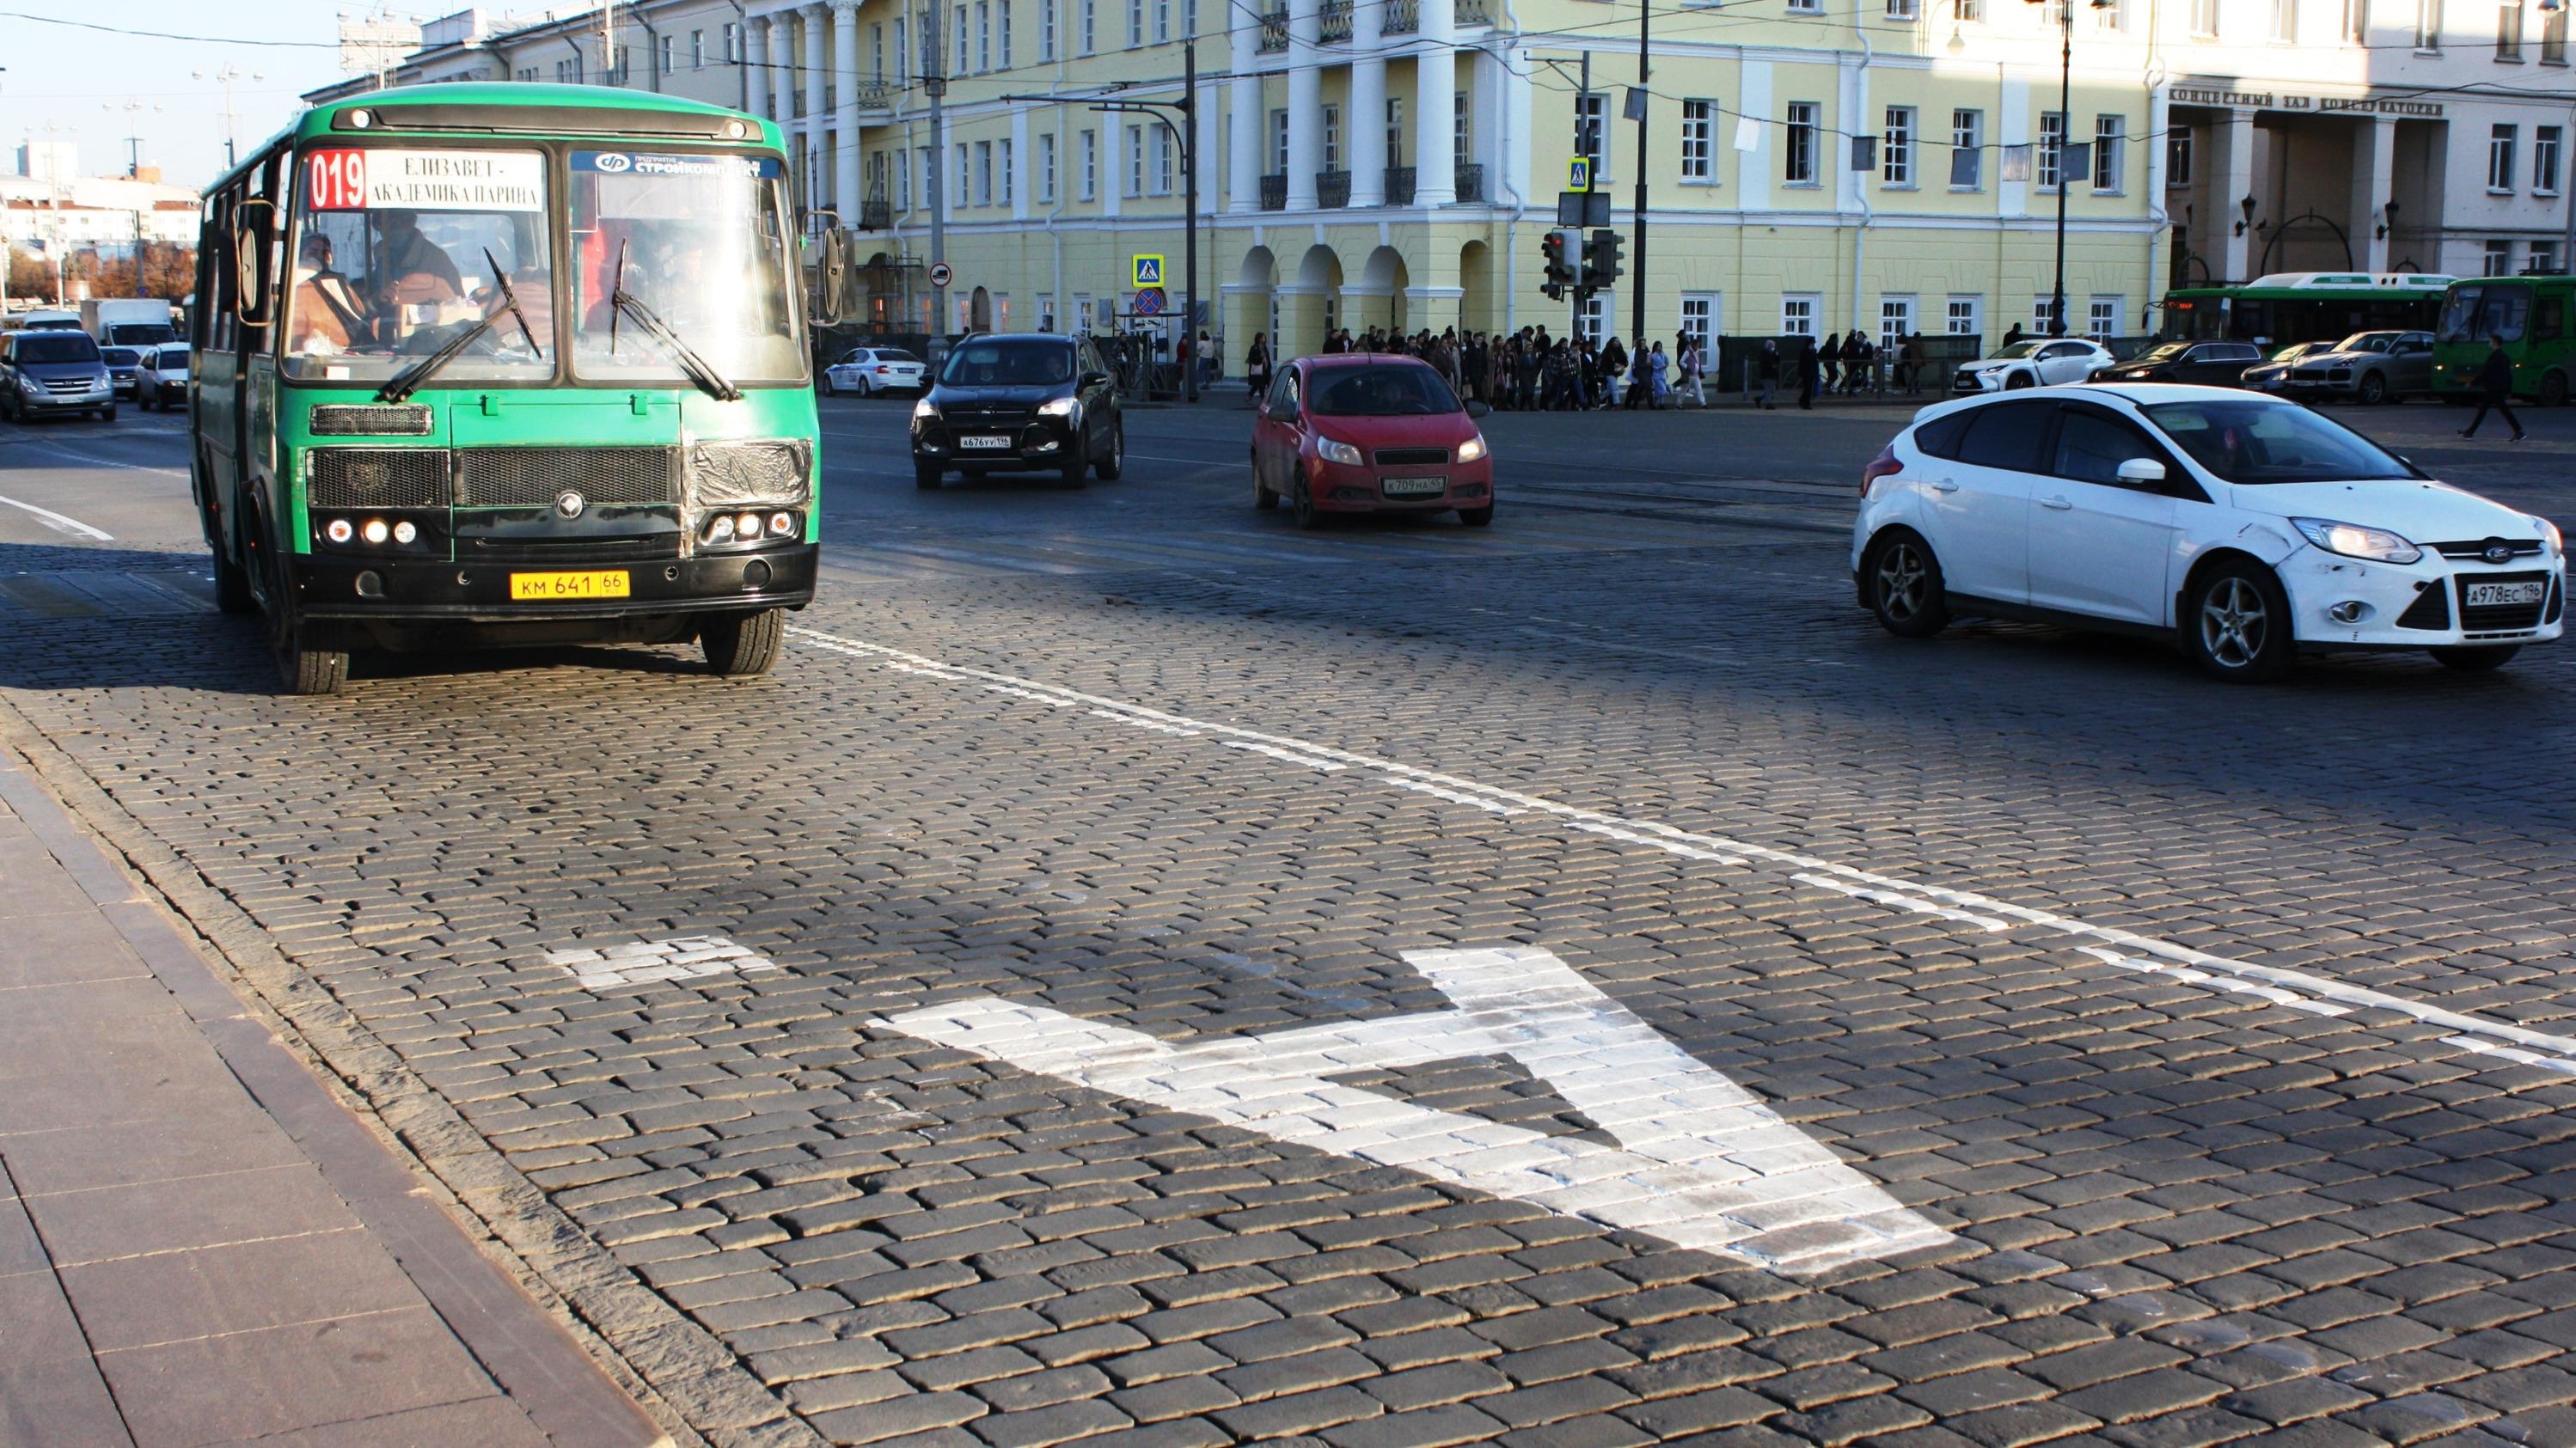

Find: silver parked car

[2279,330,2434,405]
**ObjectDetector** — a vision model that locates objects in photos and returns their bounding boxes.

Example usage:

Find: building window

[2485,239,2515,275]
[1074,292,1092,331]
[1080,128,1097,199]
[2498,0,2524,55]
[1782,295,1819,336]
[1946,295,1982,338]
[1386,98,1404,169]
[1001,137,1015,204]
[1081,0,1097,52]
[2537,125,2562,192]
[1576,94,1610,180]
[1578,291,1612,343]
[1000,1,1013,64]
[1785,101,1819,184]
[2095,0,2126,27]
[2343,0,2367,40]
[2093,115,2124,190]
[1324,104,1341,171]
[2037,112,2065,189]
[659,34,675,74]
[1040,0,1056,57]
[1950,108,1982,188]
[1455,92,1471,171]
[1126,124,1144,196]
[1883,106,1914,186]
[896,17,909,82]
[1153,126,1173,193]
[1880,296,1914,351]
[689,28,706,67]
[2167,126,2194,186]
[2270,0,2297,38]
[2191,0,2218,31]
[2034,296,2058,333]
[1887,0,1915,17]
[912,145,927,206]
[976,1,991,69]
[725,21,742,59]
[1680,293,1718,353]
[1788,0,1823,12]
[1680,100,1714,181]
[2416,0,2440,47]
[1274,109,1291,175]
[955,7,970,73]
[1128,0,1142,45]
[2530,240,2561,273]
[1039,131,1057,200]
[1154,0,1171,40]
[2491,124,2518,189]
[2087,296,2121,339]
[1957,0,1982,17]
[2545,0,2568,60]
[952,142,970,206]
[1039,294,1056,331]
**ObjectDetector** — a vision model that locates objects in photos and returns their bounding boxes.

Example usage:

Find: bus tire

[2542,370,2570,407]
[250,504,348,693]
[702,608,785,676]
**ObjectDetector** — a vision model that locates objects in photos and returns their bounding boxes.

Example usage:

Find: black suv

[910,333,1124,488]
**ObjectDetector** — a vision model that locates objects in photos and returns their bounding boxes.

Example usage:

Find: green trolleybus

[190,84,819,693]
[2158,272,2457,354]
[2432,273,2574,406]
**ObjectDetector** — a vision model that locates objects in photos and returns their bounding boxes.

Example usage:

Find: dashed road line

[789,622,2576,1073]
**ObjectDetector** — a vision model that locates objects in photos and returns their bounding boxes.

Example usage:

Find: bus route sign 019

[929,261,954,289]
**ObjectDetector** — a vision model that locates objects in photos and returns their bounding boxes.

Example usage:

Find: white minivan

[1852,384,2563,681]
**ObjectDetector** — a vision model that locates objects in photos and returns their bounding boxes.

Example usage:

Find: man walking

[2459,335,2527,443]
[1755,339,1780,410]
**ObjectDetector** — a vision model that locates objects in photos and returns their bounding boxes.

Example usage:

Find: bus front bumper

[289,547,817,625]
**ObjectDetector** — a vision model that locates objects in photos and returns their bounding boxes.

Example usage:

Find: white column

[1197,70,1222,224]
[768,18,795,127]
[1347,5,1386,209]
[2217,109,2255,283]
[1286,0,1322,210]
[1410,0,1454,207]
[1501,42,1531,207]
[833,0,863,213]
[803,4,829,132]
[1229,10,1262,213]
[2352,115,2395,272]
[1471,46,1503,202]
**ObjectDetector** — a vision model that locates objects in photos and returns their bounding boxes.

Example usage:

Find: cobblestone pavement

[3,406,2575,1448]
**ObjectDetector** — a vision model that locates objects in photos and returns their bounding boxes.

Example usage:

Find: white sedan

[1852,383,2564,681]
[133,344,191,411]
[823,346,927,398]
[1952,338,2114,394]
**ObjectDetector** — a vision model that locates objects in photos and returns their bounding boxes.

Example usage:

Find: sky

[0,2,438,192]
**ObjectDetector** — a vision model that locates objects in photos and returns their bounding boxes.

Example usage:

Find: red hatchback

[1252,354,1494,528]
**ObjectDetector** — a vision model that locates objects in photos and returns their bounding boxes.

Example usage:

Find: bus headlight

[768,511,797,537]
[325,519,354,545]
[706,515,737,543]
[734,511,764,539]
[360,518,390,545]
[393,521,418,544]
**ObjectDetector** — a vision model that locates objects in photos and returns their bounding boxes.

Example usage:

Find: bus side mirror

[232,198,276,328]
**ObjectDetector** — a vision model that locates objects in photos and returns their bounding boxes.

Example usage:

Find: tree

[6,247,52,302]
[142,244,197,300]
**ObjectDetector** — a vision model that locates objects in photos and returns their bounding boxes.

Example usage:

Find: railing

[1455,163,1484,203]
[860,197,893,230]
[1380,0,1418,30]
[1386,165,1416,205]
[1260,174,1288,211]
[1257,8,1289,49]
[791,88,807,117]
[1317,169,1351,207]
[1456,0,1491,21]
[849,78,897,108]
[1319,0,1353,39]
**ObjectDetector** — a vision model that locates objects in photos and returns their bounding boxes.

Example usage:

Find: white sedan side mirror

[2116,457,2167,486]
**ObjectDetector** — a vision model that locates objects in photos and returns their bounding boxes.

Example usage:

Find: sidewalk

[0,749,667,1448]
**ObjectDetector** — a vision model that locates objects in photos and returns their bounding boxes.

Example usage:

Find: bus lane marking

[544,935,780,992]
[789,624,2576,1074]
[0,492,114,541]
[877,945,1952,1274]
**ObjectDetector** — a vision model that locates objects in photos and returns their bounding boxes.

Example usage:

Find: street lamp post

[2029,0,2109,337]
[195,65,265,170]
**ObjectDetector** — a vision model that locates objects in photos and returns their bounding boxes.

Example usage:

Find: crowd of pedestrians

[1239,323,1936,410]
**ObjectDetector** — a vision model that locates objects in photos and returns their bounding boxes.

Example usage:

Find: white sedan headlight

[912,396,939,422]
[1456,433,1487,463]
[2535,515,2564,556]
[1317,437,1363,467]
[2291,516,2422,565]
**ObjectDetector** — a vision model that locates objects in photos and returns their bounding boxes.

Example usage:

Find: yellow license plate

[509,570,631,601]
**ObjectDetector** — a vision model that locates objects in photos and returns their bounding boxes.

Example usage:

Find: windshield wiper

[375,248,544,404]
[609,263,742,403]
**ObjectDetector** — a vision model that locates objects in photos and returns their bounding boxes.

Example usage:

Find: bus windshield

[284,146,555,384]
[568,150,803,385]
[2438,285,2527,344]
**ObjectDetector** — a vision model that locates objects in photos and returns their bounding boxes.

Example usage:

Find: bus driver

[288,233,370,355]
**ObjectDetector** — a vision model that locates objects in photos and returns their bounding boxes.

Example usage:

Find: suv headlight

[2291,516,2422,565]
[912,396,939,422]
[1037,394,1080,421]
[1316,437,1363,467]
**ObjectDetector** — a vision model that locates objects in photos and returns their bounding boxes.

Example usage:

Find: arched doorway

[1356,245,1408,338]
[969,285,993,333]
[1458,240,1493,336]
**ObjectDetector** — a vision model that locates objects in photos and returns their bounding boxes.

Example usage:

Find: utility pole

[1629,0,1649,348]
[195,66,264,170]
[1575,51,1590,344]
[925,1,946,315]
[2048,0,2071,336]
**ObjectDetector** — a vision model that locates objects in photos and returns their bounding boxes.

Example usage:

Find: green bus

[2432,273,2574,406]
[2158,272,2457,354]
[191,84,818,693]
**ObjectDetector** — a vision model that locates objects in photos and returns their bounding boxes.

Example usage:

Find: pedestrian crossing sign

[1132,254,1165,288]
[1569,157,1592,192]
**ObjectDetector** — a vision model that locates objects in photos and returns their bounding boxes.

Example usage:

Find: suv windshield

[15,333,101,364]
[285,146,554,383]
[1309,364,1459,416]
[568,150,803,385]
[2144,400,2414,485]
[939,339,1074,386]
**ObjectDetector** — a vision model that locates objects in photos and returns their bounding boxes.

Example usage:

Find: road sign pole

[1183,41,1197,403]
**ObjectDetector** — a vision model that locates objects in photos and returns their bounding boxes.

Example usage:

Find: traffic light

[1540,229,1576,299]
[1582,229,1625,291]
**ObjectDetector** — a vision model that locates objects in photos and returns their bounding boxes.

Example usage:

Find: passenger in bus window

[376,209,465,315]
[289,234,368,356]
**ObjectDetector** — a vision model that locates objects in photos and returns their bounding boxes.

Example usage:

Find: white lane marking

[2080,947,2351,1017]
[1221,740,1348,773]
[1381,776,1525,816]
[984,682,1078,707]
[2444,1036,2576,1078]
[880,946,1950,1274]
[786,624,2576,1066]
[3,437,191,480]
[0,492,114,541]
[1796,872,2013,932]
[1092,708,1199,736]
[543,935,780,992]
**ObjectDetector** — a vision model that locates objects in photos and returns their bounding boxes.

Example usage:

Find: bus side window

[208,192,239,355]
[2536,296,2567,345]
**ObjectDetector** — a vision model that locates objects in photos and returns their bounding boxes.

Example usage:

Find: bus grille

[454,446,679,507]
[309,404,434,437]
[307,448,450,510]
[688,440,811,505]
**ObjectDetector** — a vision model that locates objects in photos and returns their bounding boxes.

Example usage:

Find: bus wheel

[2542,371,2570,407]
[702,608,785,676]
[254,520,347,693]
